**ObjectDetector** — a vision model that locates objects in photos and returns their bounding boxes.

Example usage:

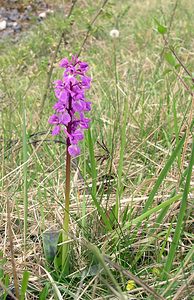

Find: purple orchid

[49,55,92,157]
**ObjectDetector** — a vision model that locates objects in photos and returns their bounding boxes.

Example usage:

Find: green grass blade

[115,100,127,221]
[132,201,173,267]
[85,241,125,300]
[87,128,112,231]
[39,283,50,300]
[163,245,194,297]
[118,190,194,234]
[41,267,63,300]
[22,102,28,251]
[20,270,30,300]
[128,192,184,227]
[162,137,194,279]
[87,128,97,197]
[142,134,185,213]
[172,98,181,167]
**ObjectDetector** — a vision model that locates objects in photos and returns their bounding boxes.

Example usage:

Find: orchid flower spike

[49,55,92,157]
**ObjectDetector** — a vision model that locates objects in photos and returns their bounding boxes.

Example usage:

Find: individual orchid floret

[48,55,92,157]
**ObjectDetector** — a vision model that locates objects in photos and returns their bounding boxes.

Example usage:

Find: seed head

[109,29,119,38]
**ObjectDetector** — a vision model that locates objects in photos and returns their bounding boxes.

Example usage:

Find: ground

[0,0,193,299]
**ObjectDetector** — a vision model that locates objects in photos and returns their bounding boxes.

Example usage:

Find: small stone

[0,20,6,31]
[0,8,7,18]
[39,12,47,19]
[47,9,54,14]
[20,12,30,21]
[6,22,14,27]
[12,22,21,32]
[14,24,21,32]
[8,9,19,21]
[1,28,14,37]
[26,5,33,12]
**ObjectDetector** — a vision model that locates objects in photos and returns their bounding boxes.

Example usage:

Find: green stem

[62,143,71,273]
[23,103,28,252]
[62,90,73,273]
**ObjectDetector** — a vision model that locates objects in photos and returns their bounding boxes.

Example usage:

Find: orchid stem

[62,144,71,273]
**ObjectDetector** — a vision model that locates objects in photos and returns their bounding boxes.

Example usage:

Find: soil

[0,0,53,40]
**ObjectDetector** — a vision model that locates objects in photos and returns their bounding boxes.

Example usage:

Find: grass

[0,0,194,299]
